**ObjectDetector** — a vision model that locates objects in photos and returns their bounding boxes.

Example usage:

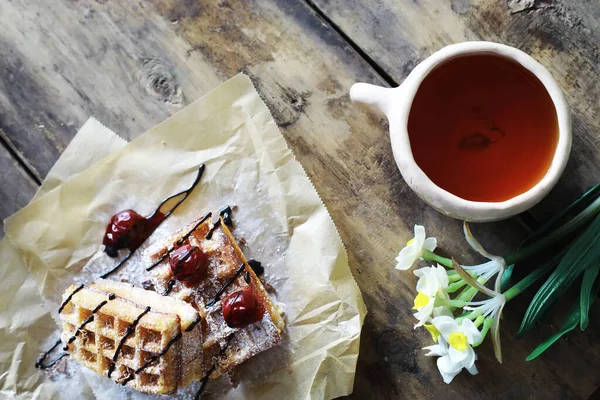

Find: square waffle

[146,212,285,379]
[59,279,202,394]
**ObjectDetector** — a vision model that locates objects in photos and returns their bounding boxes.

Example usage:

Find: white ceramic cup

[350,41,571,222]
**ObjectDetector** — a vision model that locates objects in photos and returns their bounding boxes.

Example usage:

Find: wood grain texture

[0,0,596,398]
[309,0,600,222]
[0,144,38,234]
[308,0,600,397]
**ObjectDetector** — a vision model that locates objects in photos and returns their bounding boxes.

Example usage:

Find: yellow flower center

[407,238,415,246]
[424,324,440,342]
[449,332,469,351]
[413,291,429,310]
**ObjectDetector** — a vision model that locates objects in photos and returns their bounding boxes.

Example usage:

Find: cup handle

[350,82,393,116]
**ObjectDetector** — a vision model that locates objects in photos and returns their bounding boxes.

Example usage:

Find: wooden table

[2,1,599,398]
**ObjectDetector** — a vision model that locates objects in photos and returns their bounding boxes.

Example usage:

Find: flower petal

[414,303,435,328]
[448,345,469,363]
[460,319,483,345]
[434,264,449,289]
[423,237,437,252]
[432,316,458,338]
[462,347,476,369]
[395,246,419,270]
[414,225,426,247]
[437,355,463,384]
[491,301,506,363]
[432,306,453,318]
[413,266,428,278]
[465,357,479,376]
[423,343,446,357]
[463,222,506,293]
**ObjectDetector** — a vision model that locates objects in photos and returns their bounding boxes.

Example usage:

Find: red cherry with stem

[222,288,263,328]
[169,244,208,284]
[103,210,148,257]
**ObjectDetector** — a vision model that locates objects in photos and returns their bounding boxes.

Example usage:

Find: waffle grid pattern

[61,300,176,393]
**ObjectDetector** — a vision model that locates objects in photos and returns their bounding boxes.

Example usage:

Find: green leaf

[500,263,514,292]
[526,301,580,361]
[503,251,564,301]
[518,213,600,336]
[527,271,600,360]
[580,263,600,330]
[502,185,600,291]
[505,192,600,266]
[528,183,600,243]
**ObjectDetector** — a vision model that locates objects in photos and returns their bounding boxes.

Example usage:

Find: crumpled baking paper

[0,118,127,400]
[2,74,366,399]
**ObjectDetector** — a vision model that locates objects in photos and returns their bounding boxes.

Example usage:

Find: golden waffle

[146,212,285,379]
[59,279,202,394]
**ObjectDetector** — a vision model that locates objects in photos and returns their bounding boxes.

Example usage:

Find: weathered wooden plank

[0,144,38,232]
[0,0,582,398]
[308,0,600,221]
[306,0,600,397]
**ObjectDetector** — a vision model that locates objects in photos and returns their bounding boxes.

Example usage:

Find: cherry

[222,288,263,328]
[103,210,148,257]
[169,244,208,284]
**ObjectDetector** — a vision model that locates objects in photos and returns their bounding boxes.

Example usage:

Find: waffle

[59,279,202,394]
[146,212,285,379]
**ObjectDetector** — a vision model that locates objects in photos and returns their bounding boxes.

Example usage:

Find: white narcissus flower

[425,316,481,383]
[395,225,437,270]
[414,264,449,294]
[424,336,478,384]
[413,290,436,328]
[463,222,507,293]
[413,290,449,328]
[413,264,450,327]
[465,294,506,362]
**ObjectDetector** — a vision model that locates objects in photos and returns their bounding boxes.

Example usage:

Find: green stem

[448,273,462,283]
[423,250,453,268]
[504,196,600,265]
[447,280,467,293]
[434,298,466,308]
[456,309,482,323]
[457,276,487,302]
[474,317,494,347]
[474,315,485,328]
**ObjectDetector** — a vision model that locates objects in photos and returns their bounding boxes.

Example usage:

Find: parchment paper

[0,118,127,400]
[3,74,366,399]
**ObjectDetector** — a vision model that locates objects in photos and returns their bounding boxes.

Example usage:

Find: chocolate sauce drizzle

[108,306,151,378]
[146,212,212,272]
[58,284,85,314]
[63,293,116,350]
[131,333,183,378]
[186,315,202,332]
[38,165,206,370]
[121,258,244,389]
[206,264,246,307]
[119,313,202,385]
[205,220,221,240]
[244,259,264,283]
[35,340,68,370]
[219,206,233,226]
[100,252,134,279]
[164,279,176,296]
[194,333,235,400]
[205,206,233,240]
[151,164,206,221]
[104,164,206,278]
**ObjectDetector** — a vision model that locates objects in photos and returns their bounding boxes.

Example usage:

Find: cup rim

[389,41,572,221]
